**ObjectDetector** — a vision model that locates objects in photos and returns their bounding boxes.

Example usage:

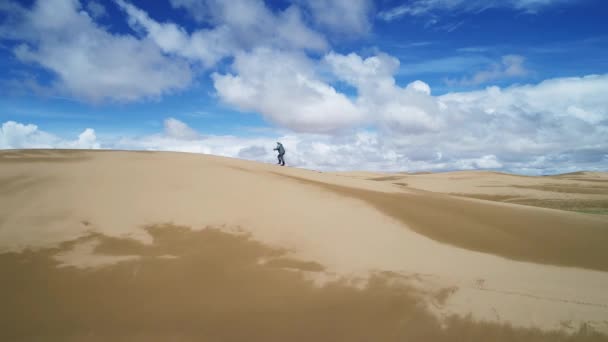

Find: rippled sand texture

[1,150,608,341]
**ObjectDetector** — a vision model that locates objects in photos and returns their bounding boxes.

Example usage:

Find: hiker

[274,142,285,166]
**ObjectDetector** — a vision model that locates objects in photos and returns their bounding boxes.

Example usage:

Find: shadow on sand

[1,224,605,341]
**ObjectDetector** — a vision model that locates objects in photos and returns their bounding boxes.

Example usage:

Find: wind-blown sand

[1,149,608,341]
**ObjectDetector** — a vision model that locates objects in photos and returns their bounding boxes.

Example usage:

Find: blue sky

[0,0,607,173]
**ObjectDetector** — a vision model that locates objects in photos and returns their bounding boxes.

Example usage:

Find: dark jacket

[274,143,285,155]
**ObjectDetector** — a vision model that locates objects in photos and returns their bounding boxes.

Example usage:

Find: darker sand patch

[434,286,459,306]
[278,174,608,272]
[551,172,592,177]
[547,172,608,183]
[1,225,605,341]
[0,149,161,164]
[225,165,255,173]
[0,149,91,163]
[451,193,608,216]
[562,179,608,183]
[450,193,519,202]
[511,184,608,195]
[368,175,405,182]
[0,175,50,196]
[265,257,325,272]
[509,199,608,216]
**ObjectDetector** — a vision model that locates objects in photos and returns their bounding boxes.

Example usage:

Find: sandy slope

[1,149,608,340]
[352,170,608,214]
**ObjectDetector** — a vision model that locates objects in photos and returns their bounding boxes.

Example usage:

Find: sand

[1,149,608,341]
[356,170,608,215]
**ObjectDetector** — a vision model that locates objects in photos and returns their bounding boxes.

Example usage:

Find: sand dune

[1,150,608,341]
[354,170,608,215]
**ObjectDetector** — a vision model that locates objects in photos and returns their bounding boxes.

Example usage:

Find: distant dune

[1,149,608,341]
[354,169,608,215]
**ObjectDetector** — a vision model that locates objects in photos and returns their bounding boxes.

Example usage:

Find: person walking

[274,142,286,166]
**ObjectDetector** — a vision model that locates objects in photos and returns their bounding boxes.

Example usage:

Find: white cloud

[170,0,373,40]
[172,0,371,39]
[168,0,208,22]
[325,52,443,133]
[212,48,363,133]
[455,155,503,169]
[164,118,201,140]
[121,0,327,68]
[115,128,277,159]
[0,121,100,149]
[377,5,416,21]
[86,1,106,18]
[432,74,608,169]
[378,0,575,21]
[3,94,607,174]
[212,47,605,145]
[2,0,192,102]
[109,124,405,171]
[295,0,373,36]
[0,121,57,148]
[446,55,529,86]
[115,0,233,68]
[71,128,101,149]
[407,80,432,95]
[440,74,608,126]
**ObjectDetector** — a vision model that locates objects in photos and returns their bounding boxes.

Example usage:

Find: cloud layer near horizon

[3,74,607,176]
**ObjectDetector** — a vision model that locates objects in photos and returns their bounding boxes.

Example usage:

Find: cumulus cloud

[428,74,608,171]
[0,121,100,149]
[164,118,201,140]
[378,0,575,21]
[212,48,362,133]
[0,121,58,148]
[115,0,233,67]
[123,0,328,68]
[70,128,101,149]
[212,48,445,135]
[1,0,192,102]
[446,55,529,86]
[440,74,608,125]
[213,47,605,148]
[325,52,443,133]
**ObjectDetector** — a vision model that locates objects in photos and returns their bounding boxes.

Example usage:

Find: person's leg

[279,154,285,166]
[277,154,281,164]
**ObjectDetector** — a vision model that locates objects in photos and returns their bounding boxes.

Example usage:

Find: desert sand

[1,149,608,341]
